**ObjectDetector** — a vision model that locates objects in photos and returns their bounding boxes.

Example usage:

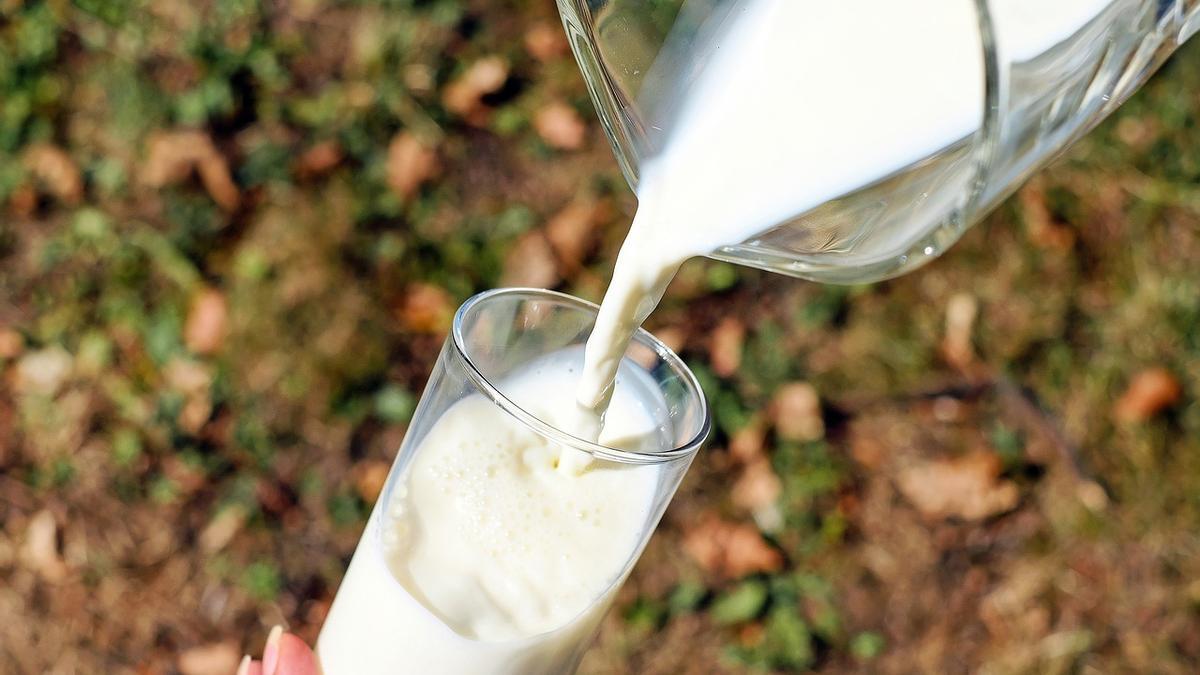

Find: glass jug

[556,0,1200,284]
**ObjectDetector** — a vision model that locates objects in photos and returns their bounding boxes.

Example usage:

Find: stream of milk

[572,0,1114,458]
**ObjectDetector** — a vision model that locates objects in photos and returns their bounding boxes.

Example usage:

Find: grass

[2,2,1200,673]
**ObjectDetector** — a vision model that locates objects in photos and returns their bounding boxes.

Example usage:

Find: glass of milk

[559,0,1200,283]
[317,288,709,675]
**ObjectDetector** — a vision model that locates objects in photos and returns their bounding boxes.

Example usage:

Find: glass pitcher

[556,0,1200,284]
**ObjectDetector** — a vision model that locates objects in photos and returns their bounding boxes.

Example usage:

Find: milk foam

[318,349,665,674]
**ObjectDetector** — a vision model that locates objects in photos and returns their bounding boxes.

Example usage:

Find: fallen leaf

[1019,184,1076,250]
[941,292,977,370]
[544,198,600,272]
[184,288,228,355]
[22,143,83,205]
[652,326,687,355]
[163,455,208,496]
[198,506,246,554]
[524,22,568,62]
[1075,480,1108,512]
[386,133,440,199]
[683,514,783,580]
[294,140,343,178]
[21,510,68,582]
[731,458,783,532]
[1115,116,1157,152]
[501,231,560,288]
[400,283,453,334]
[896,450,1019,521]
[738,622,766,647]
[257,478,292,516]
[771,382,824,442]
[14,346,73,396]
[7,184,38,218]
[0,328,25,359]
[164,359,214,434]
[164,358,213,394]
[442,56,509,121]
[177,641,240,675]
[142,130,240,211]
[534,101,587,150]
[1113,367,1181,423]
[732,459,782,512]
[354,460,391,504]
[728,419,766,464]
[709,317,744,378]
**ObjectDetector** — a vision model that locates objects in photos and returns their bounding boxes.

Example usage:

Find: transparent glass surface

[317,289,710,675]
[558,0,1200,284]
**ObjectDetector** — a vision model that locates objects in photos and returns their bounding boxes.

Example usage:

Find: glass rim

[451,287,710,465]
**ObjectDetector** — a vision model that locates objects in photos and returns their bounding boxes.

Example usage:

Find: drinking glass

[317,288,710,675]
[557,0,1200,283]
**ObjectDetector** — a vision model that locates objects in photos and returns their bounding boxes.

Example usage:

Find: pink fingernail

[236,654,252,675]
[262,625,283,675]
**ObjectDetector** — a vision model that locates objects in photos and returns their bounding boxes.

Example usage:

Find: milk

[318,349,665,675]
[321,0,1122,668]
[574,0,1114,447]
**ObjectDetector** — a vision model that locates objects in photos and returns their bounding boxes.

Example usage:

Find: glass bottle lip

[451,287,711,466]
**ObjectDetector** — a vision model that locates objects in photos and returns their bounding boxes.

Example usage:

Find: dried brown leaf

[7,183,37,218]
[22,144,83,205]
[354,460,391,504]
[0,328,25,360]
[185,288,228,355]
[141,131,240,211]
[534,101,587,150]
[771,382,824,442]
[848,431,886,470]
[386,133,440,199]
[683,514,783,579]
[1113,367,1182,423]
[652,326,687,355]
[21,510,67,582]
[442,56,509,120]
[732,459,782,512]
[728,419,766,464]
[14,346,73,396]
[164,358,213,394]
[941,292,978,370]
[196,153,240,211]
[709,317,744,378]
[545,198,601,272]
[524,22,568,62]
[896,450,1019,521]
[164,359,213,434]
[400,283,454,334]
[501,231,560,288]
[198,506,246,554]
[294,140,344,178]
[1018,183,1076,250]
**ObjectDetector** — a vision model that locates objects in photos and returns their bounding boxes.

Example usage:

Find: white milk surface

[575,0,1114,440]
[318,350,664,675]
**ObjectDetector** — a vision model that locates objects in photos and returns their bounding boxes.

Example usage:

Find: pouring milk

[319,1,1120,672]
[571,0,1113,463]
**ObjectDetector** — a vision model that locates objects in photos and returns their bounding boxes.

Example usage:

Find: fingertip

[263,625,284,675]
[275,633,321,675]
[237,655,264,675]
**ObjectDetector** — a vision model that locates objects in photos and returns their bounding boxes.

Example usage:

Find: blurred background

[2,1,1200,673]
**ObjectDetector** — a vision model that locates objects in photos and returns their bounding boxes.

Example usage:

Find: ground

[2,2,1200,674]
